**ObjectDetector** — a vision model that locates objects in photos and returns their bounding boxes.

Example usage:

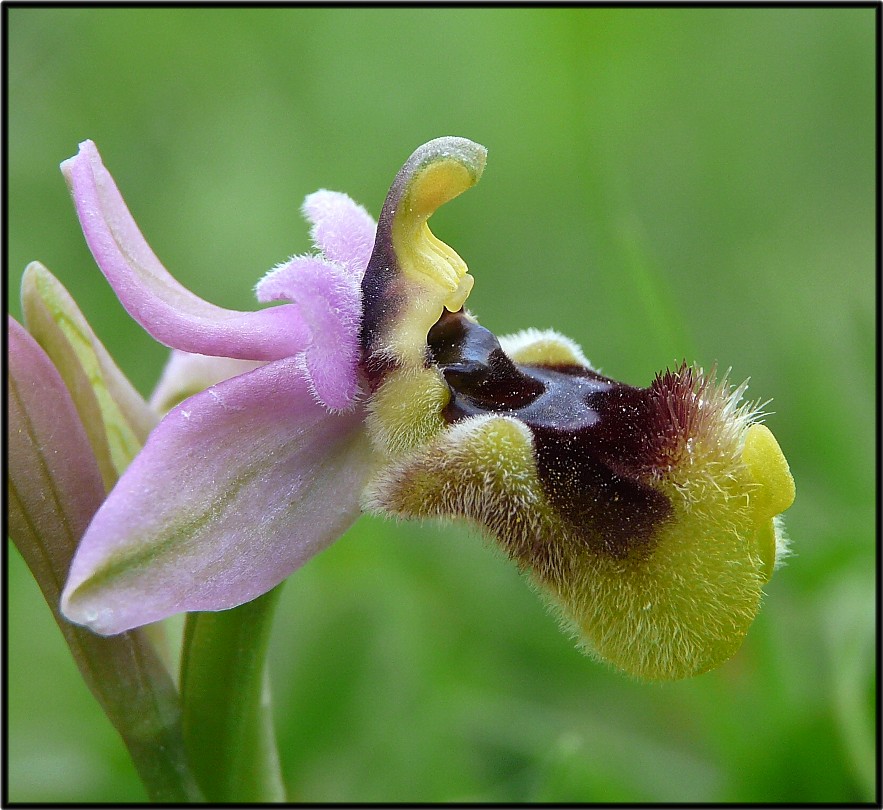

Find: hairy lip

[428,308,673,559]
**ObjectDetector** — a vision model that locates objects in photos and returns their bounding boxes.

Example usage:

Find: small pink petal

[61,357,373,635]
[302,190,376,277]
[61,140,309,361]
[254,255,333,304]
[297,268,362,410]
[255,256,362,410]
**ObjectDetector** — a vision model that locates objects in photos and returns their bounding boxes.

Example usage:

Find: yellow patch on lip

[499,327,594,369]
[753,518,779,581]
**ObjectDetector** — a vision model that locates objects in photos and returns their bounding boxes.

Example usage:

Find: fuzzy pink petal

[61,357,373,635]
[255,256,362,410]
[61,140,308,360]
[254,255,332,304]
[302,190,376,277]
[297,271,362,410]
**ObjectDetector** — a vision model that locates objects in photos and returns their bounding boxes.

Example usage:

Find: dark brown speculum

[427,309,672,558]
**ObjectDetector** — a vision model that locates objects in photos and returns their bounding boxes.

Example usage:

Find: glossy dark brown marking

[427,309,673,558]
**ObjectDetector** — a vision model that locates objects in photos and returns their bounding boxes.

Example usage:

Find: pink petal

[61,140,309,361]
[256,256,362,410]
[297,271,362,410]
[61,357,373,635]
[254,255,333,304]
[150,349,265,415]
[8,317,106,585]
[302,190,376,277]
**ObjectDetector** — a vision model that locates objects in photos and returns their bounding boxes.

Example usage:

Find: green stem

[180,585,286,803]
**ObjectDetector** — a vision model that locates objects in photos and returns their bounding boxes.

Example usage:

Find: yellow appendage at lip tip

[404,159,479,222]
[741,423,795,579]
[386,154,486,367]
[393,159,479,297]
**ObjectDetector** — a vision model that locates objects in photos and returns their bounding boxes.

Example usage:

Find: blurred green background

[7,6,876,803]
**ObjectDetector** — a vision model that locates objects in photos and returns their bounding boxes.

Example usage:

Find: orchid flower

[59,137,794,681]
[58,140,376,634]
